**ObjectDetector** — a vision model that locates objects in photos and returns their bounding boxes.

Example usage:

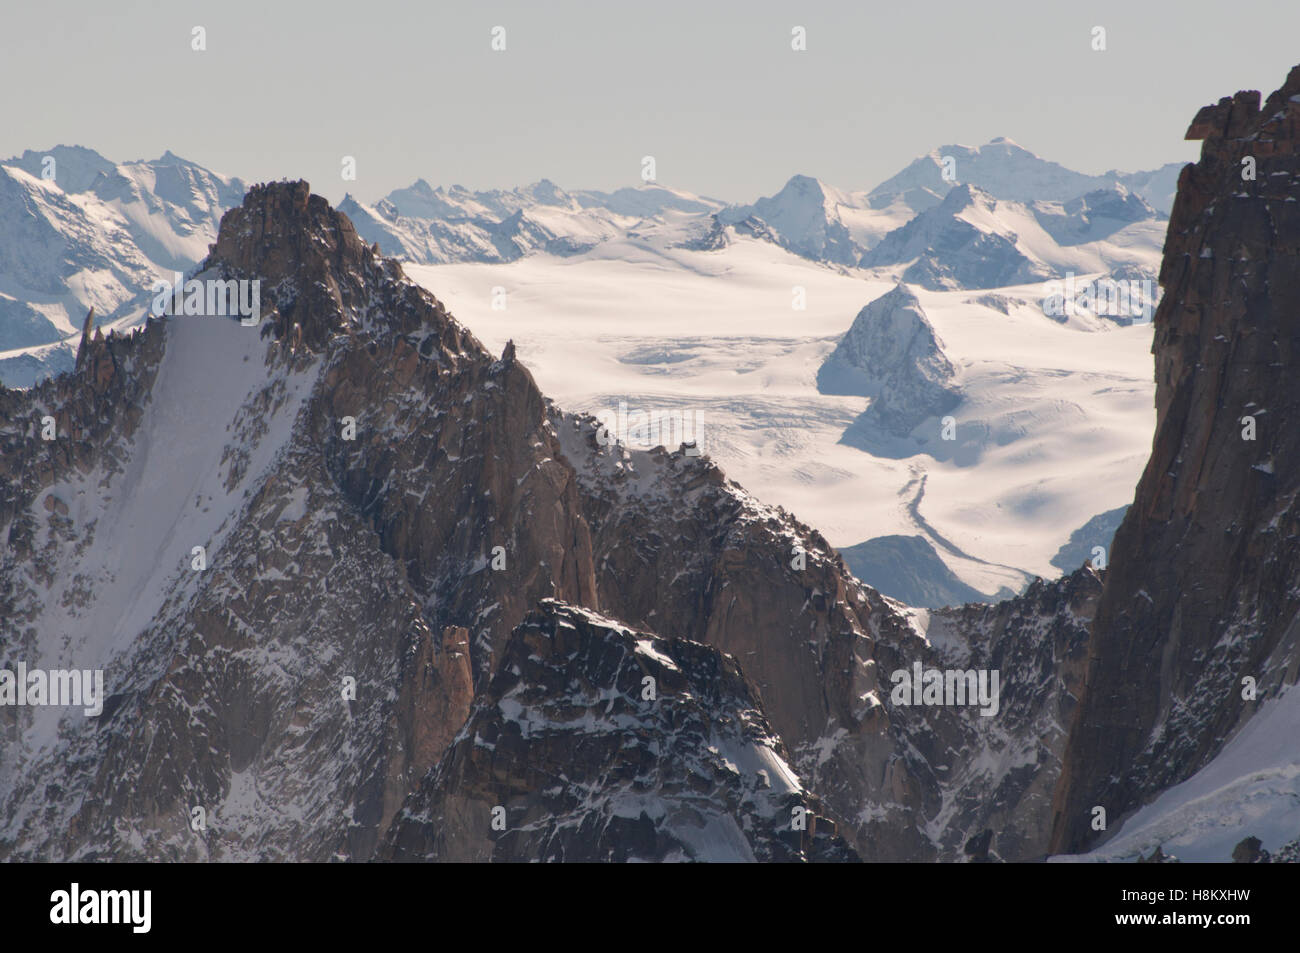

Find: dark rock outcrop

[1051,65,1300,855]
[383,600,857,862]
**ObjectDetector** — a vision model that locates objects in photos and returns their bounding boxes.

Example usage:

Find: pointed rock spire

[75,307,95,370]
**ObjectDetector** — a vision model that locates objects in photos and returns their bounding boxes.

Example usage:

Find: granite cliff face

[1051,66,1300,855]
[1,181,1103,862]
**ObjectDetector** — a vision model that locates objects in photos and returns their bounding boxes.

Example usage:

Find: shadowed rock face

[1051,65,1300,855]
[382,600,858,862]
[2,181,1102,863]
[861,568,1102,862]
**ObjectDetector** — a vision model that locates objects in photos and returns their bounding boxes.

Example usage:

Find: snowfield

[407,228,1157,597]
[1,146,1166,599]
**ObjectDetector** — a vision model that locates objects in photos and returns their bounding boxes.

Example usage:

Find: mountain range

[0,138,1174,608]
[337,141,1173,283]
[0,179,1102,861]
[0,146,243,383]
[0,136,1176,390]
[2,65,1300,862]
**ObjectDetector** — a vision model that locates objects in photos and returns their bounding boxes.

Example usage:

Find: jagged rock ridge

[1,181,1102,862]
[383,600,856,862]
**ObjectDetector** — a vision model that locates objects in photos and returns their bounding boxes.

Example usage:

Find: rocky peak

[2,181,1119,864]
[937,182,996,213]
[206,180,371,292]
[816,283,960,435]
[1050,64,1300,855]
[204,180,463,353]
[383,599,858,862]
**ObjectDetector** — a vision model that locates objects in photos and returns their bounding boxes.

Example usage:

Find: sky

[3,0,1299,204]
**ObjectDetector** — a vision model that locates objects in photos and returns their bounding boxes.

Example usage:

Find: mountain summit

[1,180,1108,862]
[868,138,1183,214]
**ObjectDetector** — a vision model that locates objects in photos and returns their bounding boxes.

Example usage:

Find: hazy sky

[4,1,1298,204]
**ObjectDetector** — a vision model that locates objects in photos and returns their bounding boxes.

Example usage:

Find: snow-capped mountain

[0,181,1106,862]
[714,174,933,265]
[338,179,725,265]
[862,184,1055,289]
[1031,184,1159,246]
[333,141,1173,283]
[14,147,247,271]
[868,136,1184,214]
[817,283,961,435]
[861,182,1162,290]
[0,146,244,385]
[0,139,1171,604]
[0,162,154,351]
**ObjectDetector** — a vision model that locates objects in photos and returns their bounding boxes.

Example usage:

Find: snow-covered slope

[4,310,318,765]
[1059,684,1300,863]
[0,164,156,344]
[0,147,244,386]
